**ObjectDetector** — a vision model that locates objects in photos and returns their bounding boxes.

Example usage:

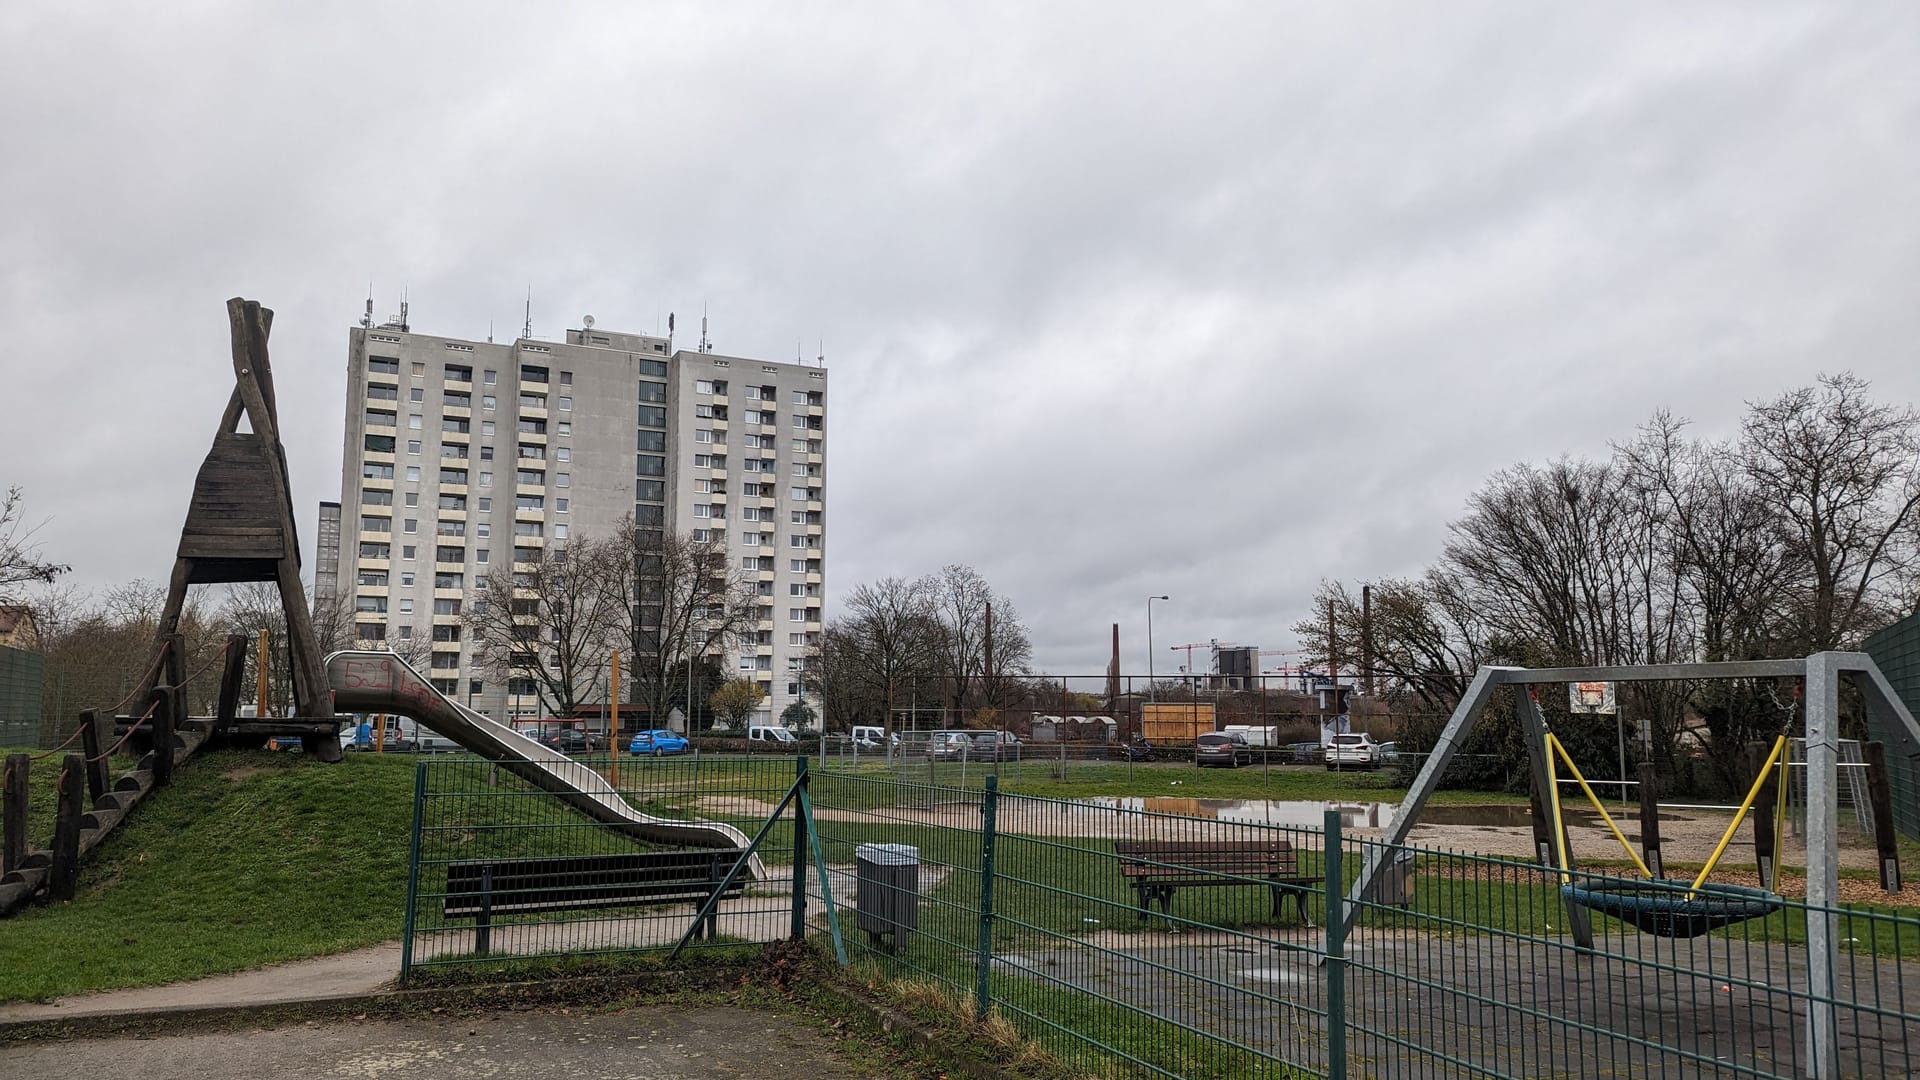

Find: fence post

[791,756,810,940]
[399,760,427,982]
[79,709,108,805]
[151,687,176,787]
[1324,809,1346,1080]
[975,775,1000,1019]
[50,755,85,901]
[2,753,28,874]
[1864,742,1901,892]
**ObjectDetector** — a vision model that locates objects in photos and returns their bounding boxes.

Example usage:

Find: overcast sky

[4,3,1918,678]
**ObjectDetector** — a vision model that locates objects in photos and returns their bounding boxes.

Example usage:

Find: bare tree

[466,538,619,717]
[1740,373,1920,650]
[834,576,947,736]
[0,486,69,605]
[597,520,760,734]
[929,565,1033,717]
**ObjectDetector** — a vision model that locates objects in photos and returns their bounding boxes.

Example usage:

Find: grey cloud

[4,2,1918,677]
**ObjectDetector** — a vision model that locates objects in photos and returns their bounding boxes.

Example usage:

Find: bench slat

[442,850,747,918]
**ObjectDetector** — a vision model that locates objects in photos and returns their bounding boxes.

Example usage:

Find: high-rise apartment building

[330,317,826,726]
[314,501,341,612]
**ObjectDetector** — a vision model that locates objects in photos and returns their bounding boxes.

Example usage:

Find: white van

[850,725,898,748]
[748,725,798,744]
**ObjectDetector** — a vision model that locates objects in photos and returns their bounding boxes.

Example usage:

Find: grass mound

[0,750,417,1002]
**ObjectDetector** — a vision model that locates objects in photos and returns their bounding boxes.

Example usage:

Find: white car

[1324,733,1383,770]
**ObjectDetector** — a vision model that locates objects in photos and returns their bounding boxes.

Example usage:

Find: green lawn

[817,758,1524,805]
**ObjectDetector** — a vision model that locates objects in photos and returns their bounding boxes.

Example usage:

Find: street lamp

[1146,596,1169,702]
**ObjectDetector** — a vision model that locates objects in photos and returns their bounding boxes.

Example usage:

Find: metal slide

[325,650,765,879]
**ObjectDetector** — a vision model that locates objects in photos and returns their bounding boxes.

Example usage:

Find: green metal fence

[404,757,1919,1077]
[1864,613,1920,843]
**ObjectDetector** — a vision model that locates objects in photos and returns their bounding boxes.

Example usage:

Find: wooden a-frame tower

[136,298,339,760]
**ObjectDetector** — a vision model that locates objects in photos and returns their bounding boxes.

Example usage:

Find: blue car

[628,728,690,756]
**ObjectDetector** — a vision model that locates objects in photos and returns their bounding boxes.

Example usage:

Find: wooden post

[2,754,27,874]
[153,687,178,787]
[1749,741,1779,892]
[1864,742,1902,893]
[215,633,247,731]
[1637,759,1663,879]
[79,709,108,804]
[50,754,85,901]
[375,712,386,754]
[255,628,270,720]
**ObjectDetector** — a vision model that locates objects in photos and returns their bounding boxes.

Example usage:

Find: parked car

[1376,741,1401,765]
[925,730,974,761]
[629,728,690,756]
[966,731,1023,762]
[1194,732,1254,768]
[851,725,899,749]
[747,725,798,744]
[541,727,589,754]
[1284,741,1324,765]
[1325,732,1383,770]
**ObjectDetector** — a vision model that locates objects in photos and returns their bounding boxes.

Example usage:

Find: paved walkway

[0,943,400,1025]
[0,1005,872,1079]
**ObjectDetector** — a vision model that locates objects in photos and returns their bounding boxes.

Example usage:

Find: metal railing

[403,756,1919,1077]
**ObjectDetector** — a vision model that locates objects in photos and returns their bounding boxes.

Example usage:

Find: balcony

[805,524,823,536]
[435,561,465,574]
[807,452,823,465]
[432,612,461,625]
[364,451,395,465]
[441,483,469,497]
[519,405,547,421]
[515,508,545,522]
[518,431,548,445]
[433,588,464,601]
[444,405,471,420]
[367,370,400,388]
[438,507,467,521]
[516,483,545,497]
[355,583,389,596]
[362,476,394,491]
[359,558,390,572]
[357,529,394,544]
[807,404,824,417]
[364,423,398,439]
[445,378,474,393]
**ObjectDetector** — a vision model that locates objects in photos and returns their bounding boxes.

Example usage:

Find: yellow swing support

[1544,730,1789,899]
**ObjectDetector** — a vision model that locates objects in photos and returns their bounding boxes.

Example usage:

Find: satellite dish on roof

[582,314,595,329]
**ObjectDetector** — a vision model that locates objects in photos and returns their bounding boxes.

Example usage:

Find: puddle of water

[1072,797,1671,831]
[1237,967,1304,985]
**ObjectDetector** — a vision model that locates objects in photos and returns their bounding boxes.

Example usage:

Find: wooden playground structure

[0,298,342,917]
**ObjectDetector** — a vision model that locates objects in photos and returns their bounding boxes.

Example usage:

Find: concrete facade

[313,501,341,614]
[331,320,825,726]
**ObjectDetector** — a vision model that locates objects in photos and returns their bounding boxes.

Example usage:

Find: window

[403,518,418,534]
[514,522,543,536]
[358,570,388,586]
[790,510,805,524]
[444,417,470,433]
[433,625,462,643]
[398,598,414,614]
[360,515,390,533]
[439,467,467,484]
[361,489,392,506]
[440,444,468,460]
[368,385,399,402]
[556,422,570,436]
[555,447,570,462]
[361,462,394,479]
[696,430,714,444]
[444,391,470,408]
[790,559,806,572]
[400,572,414,586]
[476,523,490,537]
[520,365,548,384]
[431,653,460,670]
[484,369,497,385]
[476,549,489,564]
[518,444,545,460]
[741,532,758,546]
[515,494,544,510]
[364,434,395,453]
[354,596,387,613]
[694,454,713,468]
[558,397,572,411]
[518,393,546,409]
[481,421,495,436]
[635,454,664,477]
[412,362,426,377]
[790,534,805,548]
[482,395,496,410]
[436,543,464,561]
[637,405,667,428]
[407,440,421,455]
[446,364,472,382]
[635,480,663,502]
[434,572,464,589]
[792,462,808,476]
[791,390,808,405]
[792,439,808,453]
[476,497,491,511]
[694,505,712,519]
[555,472,570,488]
[790,486,807,500]
[560,371,572,385]
[640,359,667,378]
[696,380,714,394]
[357,623,386,641]
[695,404,714,419]
[554,524,569,539]
[438,493,466,510]
[433,598,462,615]
[517,418,546,435]
[410,387,424,402]
[635,504,665,526]
[479,471,492,487]
[368,356,399,375]
[479,445,493,460]
[790,608,805,622]
[436,520,465,537]
[691,529,711,542]
[409,414,423,429]
[517,469,545,485]
[742,557,758,570]
[555,498,568,513]
[792,413,808,428]
[359,542,390,559]
[403,545,417,559]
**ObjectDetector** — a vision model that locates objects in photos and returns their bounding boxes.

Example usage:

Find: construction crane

[1167,642,1227,675]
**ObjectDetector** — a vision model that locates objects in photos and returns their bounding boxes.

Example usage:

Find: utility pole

[1361,584,1374,698]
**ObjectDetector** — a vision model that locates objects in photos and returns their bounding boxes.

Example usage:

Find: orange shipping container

[1140,702,1216,743]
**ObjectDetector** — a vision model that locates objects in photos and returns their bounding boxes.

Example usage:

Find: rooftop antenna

[699,301,709,354]
[487,320,494,344]
[818,338,825,367]
[398,286,409,333]
[361,282,373,328]
[522,287,533,340]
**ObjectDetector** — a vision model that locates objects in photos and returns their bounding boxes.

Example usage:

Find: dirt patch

[220,766,264,781]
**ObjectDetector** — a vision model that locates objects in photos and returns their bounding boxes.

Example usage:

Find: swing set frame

[1343,653,1920,1080]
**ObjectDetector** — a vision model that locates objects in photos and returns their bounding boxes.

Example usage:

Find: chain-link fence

[403,756,1919,1077]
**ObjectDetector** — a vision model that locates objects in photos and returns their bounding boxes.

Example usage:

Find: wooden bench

[1114,840,1319,927]
[443,849,748,955]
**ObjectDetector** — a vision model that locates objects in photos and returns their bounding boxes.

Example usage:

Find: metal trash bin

[1379,849,1417,907]
[855,843,920,953]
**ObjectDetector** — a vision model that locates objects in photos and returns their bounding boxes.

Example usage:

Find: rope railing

[85,697,160,765]
[28,718,91,762]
